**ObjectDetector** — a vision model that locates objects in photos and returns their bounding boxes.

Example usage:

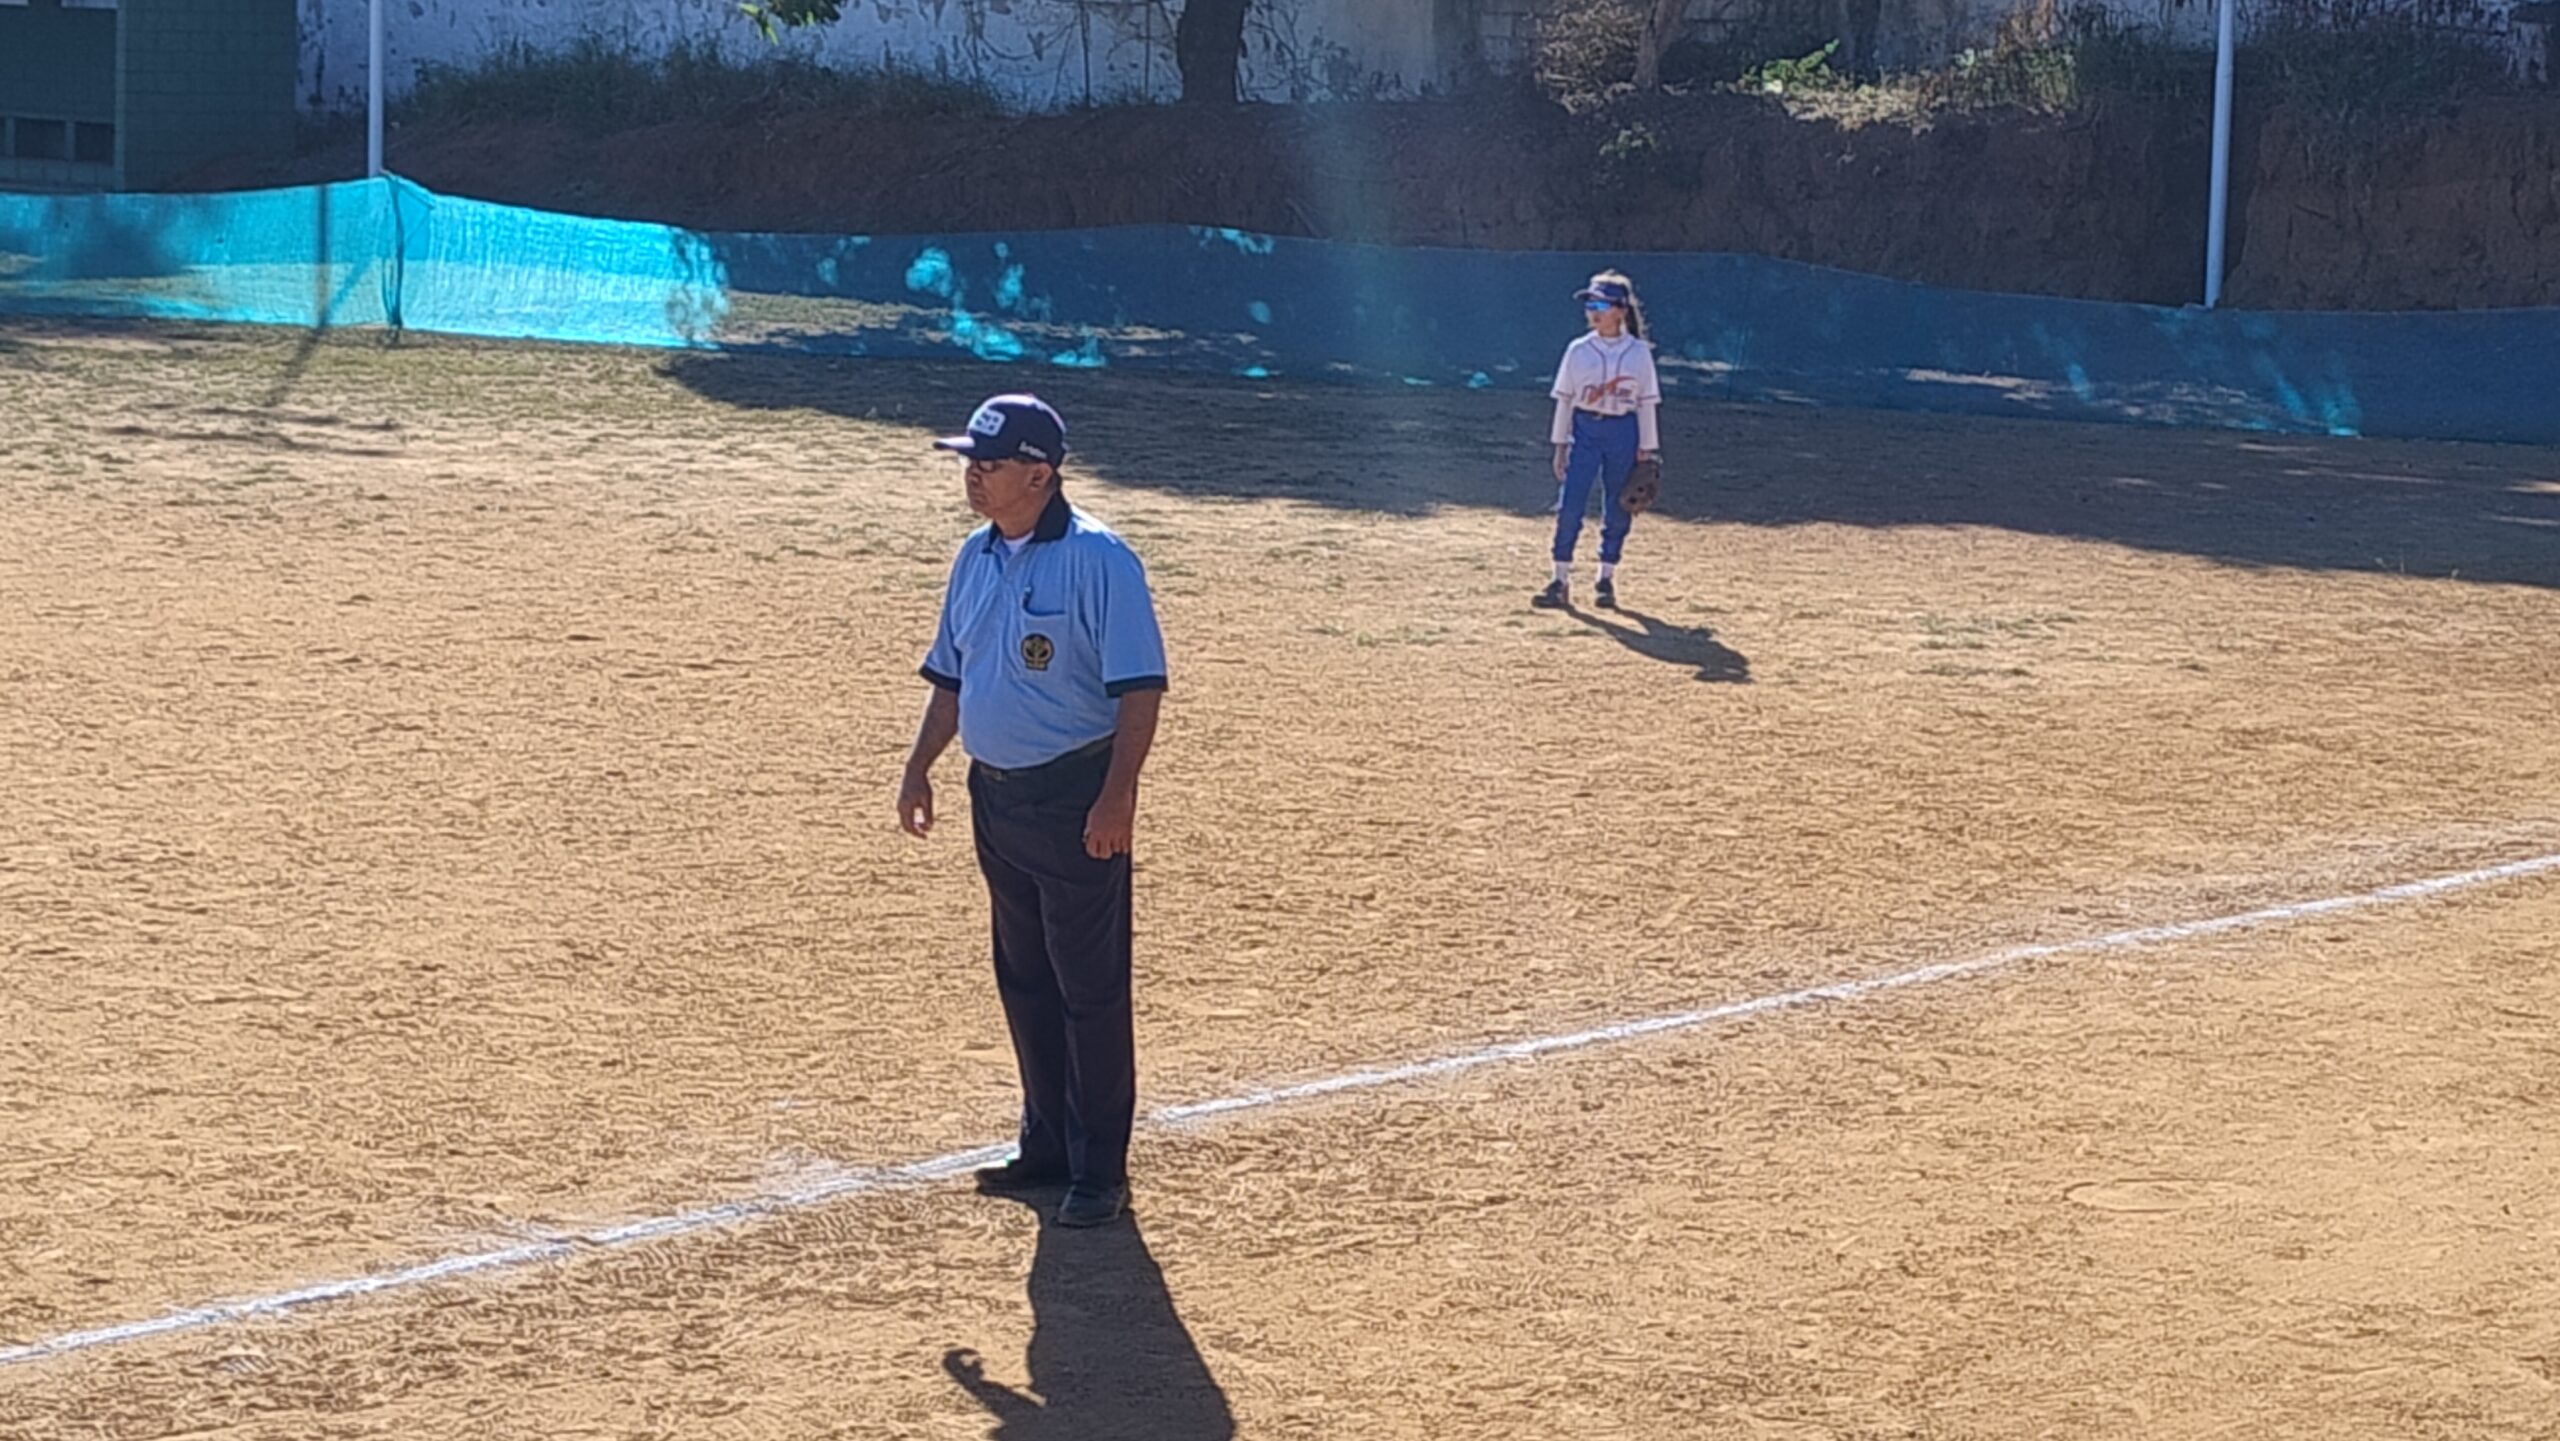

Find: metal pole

[2204,0,2236,307]
[367,0,386,178]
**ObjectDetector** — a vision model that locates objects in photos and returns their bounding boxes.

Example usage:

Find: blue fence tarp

[4,174,2555,444]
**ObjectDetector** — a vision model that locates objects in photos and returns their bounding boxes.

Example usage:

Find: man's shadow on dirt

[944,1193,1234,1441]
[1558,603,1751,683]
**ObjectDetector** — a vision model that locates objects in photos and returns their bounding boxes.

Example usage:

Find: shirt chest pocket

[1013,591,1076,677]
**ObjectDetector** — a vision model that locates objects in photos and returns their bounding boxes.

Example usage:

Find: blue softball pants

[1553,409,1639,565]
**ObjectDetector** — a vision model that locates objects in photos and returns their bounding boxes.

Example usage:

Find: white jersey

[1549,333,1662,451]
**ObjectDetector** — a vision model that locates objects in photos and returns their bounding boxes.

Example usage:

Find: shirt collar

[984,490,1073,553]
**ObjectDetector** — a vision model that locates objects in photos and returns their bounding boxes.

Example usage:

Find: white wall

[296,0,2521,116]
[298,0,1465,114]
[1485,0,2506,75]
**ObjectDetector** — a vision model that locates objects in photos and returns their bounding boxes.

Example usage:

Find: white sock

[1597,563,1618,583]
[1552,562,1571,584]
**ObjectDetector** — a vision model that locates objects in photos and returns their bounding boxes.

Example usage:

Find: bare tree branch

[1633,0,1690,90]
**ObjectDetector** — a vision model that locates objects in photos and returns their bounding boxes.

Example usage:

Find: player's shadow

[1563,604,1751,683]
[944,1194,1234,1441]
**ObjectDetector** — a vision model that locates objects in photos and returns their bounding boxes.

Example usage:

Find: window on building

[8,118,70,163]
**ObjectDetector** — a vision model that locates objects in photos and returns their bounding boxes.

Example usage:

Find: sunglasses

[1583,299,1619,313]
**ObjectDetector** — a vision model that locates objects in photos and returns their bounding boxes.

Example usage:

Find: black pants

[968,743,1135,1188]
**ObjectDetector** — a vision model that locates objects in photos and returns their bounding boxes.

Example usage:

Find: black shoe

[1531,580,1568,610]
[1054,1181,1129,1228]
[1594,578,1618,610]
[974,1155,1072,1194]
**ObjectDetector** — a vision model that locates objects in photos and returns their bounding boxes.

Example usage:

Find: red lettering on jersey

[1578,377,1639,408]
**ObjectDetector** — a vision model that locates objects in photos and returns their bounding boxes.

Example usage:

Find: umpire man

[897,394,1168,1228]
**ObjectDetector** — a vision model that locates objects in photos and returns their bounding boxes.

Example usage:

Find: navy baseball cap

[935,394,1068,467]
[1576,278,1633,306]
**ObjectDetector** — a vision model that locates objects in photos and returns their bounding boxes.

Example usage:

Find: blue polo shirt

[920,492,1169,771]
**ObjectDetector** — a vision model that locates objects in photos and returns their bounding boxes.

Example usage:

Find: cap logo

[968,405,1007,437]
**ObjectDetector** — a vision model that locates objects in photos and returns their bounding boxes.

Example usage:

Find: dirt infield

[3,321,2558,1438]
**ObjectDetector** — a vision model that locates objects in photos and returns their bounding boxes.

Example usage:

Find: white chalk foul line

[7,845,2558,1371]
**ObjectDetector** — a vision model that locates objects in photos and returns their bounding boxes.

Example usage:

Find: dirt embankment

[2230,98,2560,310]
[191,90,2560,311]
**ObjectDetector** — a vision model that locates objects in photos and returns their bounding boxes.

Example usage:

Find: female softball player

[1536,270,1661,611]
